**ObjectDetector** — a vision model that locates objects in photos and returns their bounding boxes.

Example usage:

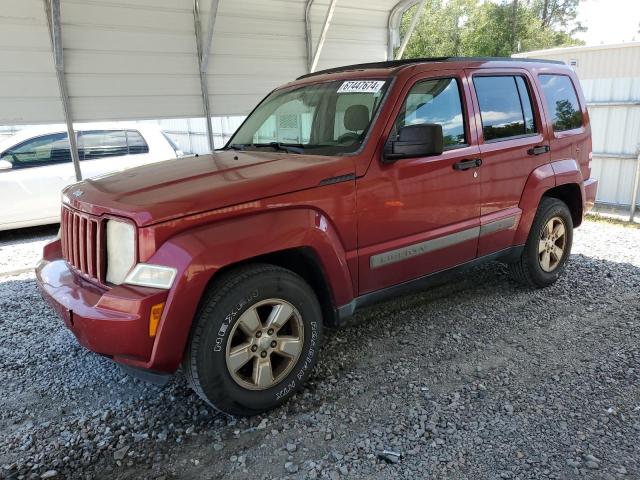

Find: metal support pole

[629,152,640,222]
[193,0,217,153]
[387,0,421,60]
[305,0,315,70]
[395,0,426,60]
[44,0,82,181]
[201,0,218,73]
[309,0,337,73]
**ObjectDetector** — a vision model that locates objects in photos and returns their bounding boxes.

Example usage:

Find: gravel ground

[0,219,638,480]
[0,226,58,276]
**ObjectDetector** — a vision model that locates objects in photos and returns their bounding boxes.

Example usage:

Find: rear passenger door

[466,69,551,257]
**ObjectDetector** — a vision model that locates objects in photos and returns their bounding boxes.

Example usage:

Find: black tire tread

[508,196,572,288]
[507,246,534,287]
[183,263,303,410]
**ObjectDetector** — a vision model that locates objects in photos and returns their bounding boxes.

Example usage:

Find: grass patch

[585,212,640,229]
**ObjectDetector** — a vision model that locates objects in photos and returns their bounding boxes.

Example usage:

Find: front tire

[183,264,323,416]
[508,197,573,288]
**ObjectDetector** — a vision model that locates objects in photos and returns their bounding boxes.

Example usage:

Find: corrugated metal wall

[0,0,401,125]
[515,43,640,207]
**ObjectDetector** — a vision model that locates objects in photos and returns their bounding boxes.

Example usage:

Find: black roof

[296,56,565,80]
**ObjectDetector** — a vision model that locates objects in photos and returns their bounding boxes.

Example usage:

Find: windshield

[226,79,390,156]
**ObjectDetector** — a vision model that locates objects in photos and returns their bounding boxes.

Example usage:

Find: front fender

[140,208,354,372]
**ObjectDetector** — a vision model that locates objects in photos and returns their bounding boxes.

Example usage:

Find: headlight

[106,220,136,285]
[124,264,177,290]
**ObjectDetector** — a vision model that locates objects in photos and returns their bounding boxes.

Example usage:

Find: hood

[62,151,355,226]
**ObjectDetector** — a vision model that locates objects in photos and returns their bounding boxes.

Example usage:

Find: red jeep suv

[36,57,597,416]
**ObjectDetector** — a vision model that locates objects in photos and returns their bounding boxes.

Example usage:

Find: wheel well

[211,248,338,327]
[543,183,583,227]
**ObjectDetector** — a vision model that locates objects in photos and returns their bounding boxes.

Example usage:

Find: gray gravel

[0,226,58,276]
[1,218,639,479]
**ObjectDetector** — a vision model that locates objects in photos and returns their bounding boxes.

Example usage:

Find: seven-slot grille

[60,206,103,281]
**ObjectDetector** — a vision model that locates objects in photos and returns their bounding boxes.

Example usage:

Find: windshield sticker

[337,80,385,94]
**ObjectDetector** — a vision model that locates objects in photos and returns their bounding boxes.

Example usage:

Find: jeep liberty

[36,57,598,416]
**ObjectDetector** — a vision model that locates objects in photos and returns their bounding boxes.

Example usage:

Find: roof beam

[200,0,218,72]
[308,0,338,73]
[44,0,82,181]
[305,0,314,70]
[193,0,218,152]
[395,0,426,60]
[387,0,420,60]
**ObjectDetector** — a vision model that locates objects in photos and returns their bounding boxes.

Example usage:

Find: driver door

[356,71,482,294]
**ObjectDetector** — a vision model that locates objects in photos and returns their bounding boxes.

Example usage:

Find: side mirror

[0,159,12,171]
[383,123,444,162]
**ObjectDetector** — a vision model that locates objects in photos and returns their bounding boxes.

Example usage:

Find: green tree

[533,0,584,33]
[401,0,478,58]
[553,98,581,130]
[399,0,585,59]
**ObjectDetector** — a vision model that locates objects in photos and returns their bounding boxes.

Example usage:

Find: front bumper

[36,242,169,370]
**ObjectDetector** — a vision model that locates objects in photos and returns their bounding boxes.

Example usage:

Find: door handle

[527,145,550,156]
[453,158,482,171]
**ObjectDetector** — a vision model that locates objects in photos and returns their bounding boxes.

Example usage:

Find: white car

[0,123,183,231]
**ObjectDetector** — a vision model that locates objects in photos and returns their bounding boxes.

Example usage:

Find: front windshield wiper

[251,142,305,154]
[228,142,306,154]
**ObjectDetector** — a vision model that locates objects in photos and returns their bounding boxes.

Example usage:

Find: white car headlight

[106,220,136,285]
[124,264,177,290]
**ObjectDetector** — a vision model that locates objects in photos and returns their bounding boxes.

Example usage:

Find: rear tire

[183,264,322,416]
[508,197,573,288]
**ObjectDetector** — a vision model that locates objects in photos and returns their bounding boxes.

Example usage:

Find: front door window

[391,77,467,148]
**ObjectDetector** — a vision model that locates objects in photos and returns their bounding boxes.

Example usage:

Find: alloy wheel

[538,216,567,272]
[225,298,304,390]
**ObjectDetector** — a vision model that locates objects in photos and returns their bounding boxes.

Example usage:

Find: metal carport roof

[1,0,424,178]
[1,0,422,124]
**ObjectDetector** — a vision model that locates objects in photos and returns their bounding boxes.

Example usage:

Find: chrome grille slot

[60,206,102,282]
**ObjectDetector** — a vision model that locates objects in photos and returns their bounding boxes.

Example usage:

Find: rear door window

[1,133,71,168]
[473,75,537,142]
[78,130,149,160]
[538,75,583,132]
[392,77,467,148]
[79,130,128,160]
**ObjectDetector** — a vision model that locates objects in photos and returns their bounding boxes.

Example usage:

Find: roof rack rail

[296,56,565,80]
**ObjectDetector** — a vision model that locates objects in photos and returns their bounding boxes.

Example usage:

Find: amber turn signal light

[149,302,165,337]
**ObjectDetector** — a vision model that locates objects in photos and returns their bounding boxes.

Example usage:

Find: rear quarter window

[126,130,150,154]
[538,74,583,132]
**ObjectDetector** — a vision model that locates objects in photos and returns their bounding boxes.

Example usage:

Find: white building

[514,42,640,216]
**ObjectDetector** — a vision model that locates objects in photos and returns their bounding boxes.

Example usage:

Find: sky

[575,0,640,45]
